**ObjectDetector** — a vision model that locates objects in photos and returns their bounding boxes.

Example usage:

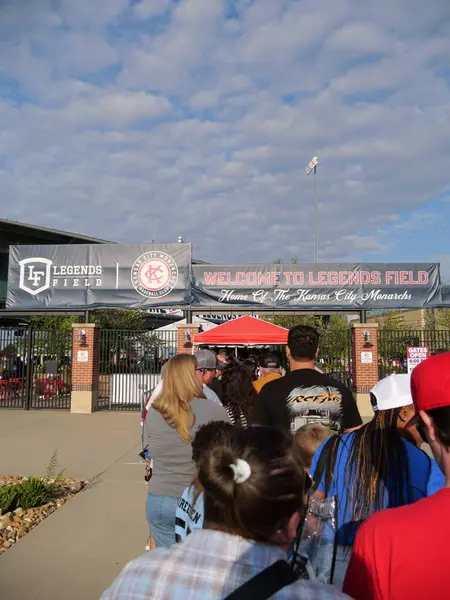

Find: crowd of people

[101,325,450,599]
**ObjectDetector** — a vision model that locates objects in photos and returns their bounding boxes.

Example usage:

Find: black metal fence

[317,329,353,389]
[0,327,72,409]
[0,327,28,408]
[98,329,177,411]
[379,329,450,378]
[8,324,450,412]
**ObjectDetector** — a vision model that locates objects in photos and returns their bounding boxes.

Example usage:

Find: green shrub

[17,478,53,510]
[0,485,19,514]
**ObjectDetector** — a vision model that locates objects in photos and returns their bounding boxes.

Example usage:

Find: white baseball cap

[370,374,412,412]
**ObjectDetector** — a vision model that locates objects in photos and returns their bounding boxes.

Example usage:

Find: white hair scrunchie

[229,459,252,484]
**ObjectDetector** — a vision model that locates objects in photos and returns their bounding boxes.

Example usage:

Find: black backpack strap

[292,435,339,563]
[326,436,343,585]
[293,435,342,584]
[426,453,432,488]
[329,493,340,585]
[312,435,338,493]
[223,560,298,600]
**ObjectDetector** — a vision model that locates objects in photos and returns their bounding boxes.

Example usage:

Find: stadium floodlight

[305,156,319,263]
[306,156,319,175]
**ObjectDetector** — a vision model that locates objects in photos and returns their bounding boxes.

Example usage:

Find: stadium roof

[0,218,207,263]
[0,218,112,244]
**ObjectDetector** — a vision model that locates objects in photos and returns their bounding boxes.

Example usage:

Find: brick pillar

[176,324,201,355]
[351,323,379,418]
[71,323,100,414]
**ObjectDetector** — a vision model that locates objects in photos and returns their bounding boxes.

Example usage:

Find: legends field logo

[18,258,103,295]
[19,258,52,295]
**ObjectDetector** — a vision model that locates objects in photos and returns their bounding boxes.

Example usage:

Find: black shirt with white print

[250,369,362,433]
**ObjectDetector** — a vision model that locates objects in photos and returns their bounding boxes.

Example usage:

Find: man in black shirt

[251,325,362,433]
[208,362,224,401]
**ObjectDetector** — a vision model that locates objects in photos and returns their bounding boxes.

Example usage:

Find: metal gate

[316,329,353,389]
[0,327,72,409]
[98,329,177,411]
[378,329,450,378]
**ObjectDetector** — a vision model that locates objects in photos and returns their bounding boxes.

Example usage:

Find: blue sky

[0,0,450,273]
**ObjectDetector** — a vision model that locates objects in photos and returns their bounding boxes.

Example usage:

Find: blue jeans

[146,493,179,548]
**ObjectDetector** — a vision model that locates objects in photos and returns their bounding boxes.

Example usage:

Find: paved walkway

[0,411,147,600]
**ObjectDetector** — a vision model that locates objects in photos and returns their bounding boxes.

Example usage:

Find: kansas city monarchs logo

[131,251,178,298]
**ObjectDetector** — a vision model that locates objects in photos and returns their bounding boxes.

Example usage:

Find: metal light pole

[149,213,161,243]
[306,156,319,263]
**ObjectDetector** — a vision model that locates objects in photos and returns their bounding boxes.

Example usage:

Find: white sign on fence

[407,346,429,374]
[77,350,89,363]
[361,351,373,364]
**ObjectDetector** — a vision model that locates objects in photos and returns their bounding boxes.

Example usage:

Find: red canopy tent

[193,316,288,346]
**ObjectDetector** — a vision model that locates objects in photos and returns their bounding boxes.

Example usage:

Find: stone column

[351,323,379,418]
[176,324,201,355]
[71,323,100,414]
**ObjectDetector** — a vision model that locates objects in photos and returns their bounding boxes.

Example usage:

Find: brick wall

[176,324,201,355]
[71,324,100,392]
[351,324,379,393]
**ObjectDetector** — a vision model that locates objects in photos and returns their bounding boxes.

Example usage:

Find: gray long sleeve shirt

[145,397,231,498]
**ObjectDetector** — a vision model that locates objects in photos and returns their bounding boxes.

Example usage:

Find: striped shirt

[101,529,349,600]
[224,405,248,428]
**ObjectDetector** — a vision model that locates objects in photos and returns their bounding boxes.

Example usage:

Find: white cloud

[339,235,385,253]
[119,0,224,92]
[325,22,392,54]
[134,0,173,19]
[64,90,173,125]
[189,89,222,110]
[434,255,450,281]
[55,0,129,29]
[0,0,449,266]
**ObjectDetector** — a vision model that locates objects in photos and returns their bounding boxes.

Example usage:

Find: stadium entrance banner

[441,284,450,307]
[7,243,192,309]
[192,263,441,310]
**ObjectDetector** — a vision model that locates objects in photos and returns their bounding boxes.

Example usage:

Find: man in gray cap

[195,349,221,405]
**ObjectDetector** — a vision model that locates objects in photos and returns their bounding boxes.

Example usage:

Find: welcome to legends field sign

[192,263,441,310]
[6,246,443,311]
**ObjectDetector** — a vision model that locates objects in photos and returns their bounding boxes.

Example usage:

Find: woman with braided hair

[309,374,444,588]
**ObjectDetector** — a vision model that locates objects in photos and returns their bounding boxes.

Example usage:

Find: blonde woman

[145,354,230,547]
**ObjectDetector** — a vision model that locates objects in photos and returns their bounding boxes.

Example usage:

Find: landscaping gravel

[0,476,87,554]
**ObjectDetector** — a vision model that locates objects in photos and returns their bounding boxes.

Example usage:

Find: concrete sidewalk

[0,411,148,599]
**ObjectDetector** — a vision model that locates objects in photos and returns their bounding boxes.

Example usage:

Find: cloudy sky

[1,0,449,270]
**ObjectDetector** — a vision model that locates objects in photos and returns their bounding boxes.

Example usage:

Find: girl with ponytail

[103,426,346,600]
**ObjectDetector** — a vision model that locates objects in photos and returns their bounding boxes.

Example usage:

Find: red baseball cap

[411,352,450,413]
